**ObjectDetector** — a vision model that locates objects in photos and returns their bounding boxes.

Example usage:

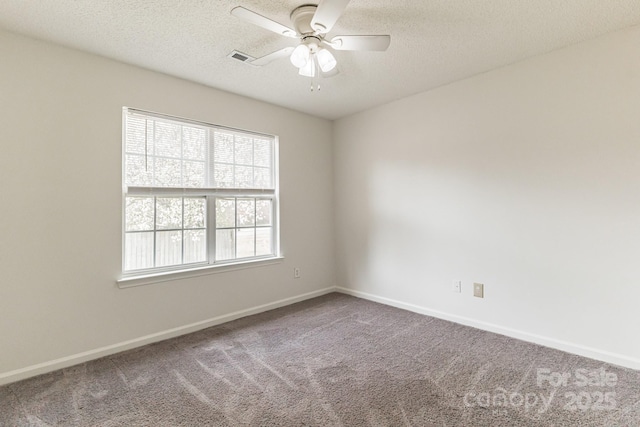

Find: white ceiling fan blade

[250,47,295,66]
[231,6,297,38]
[310,0,351,33]
[329,35,391,51]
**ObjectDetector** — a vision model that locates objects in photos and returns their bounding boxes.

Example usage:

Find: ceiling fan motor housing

[291,5,319,35]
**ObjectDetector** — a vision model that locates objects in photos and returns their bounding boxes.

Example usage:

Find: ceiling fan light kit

[317,48,337,72]
[230,0,390,90]
[290,35,337,76]
[299,57,316,78]
[290,43,311,68]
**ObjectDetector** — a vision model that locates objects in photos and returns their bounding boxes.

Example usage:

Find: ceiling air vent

[228,50,255,63]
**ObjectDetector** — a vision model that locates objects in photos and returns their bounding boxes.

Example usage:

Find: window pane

[254,167,272,189]
[256,227,272,256]
[124,111,278,273]
[125,116,147,154]
[237,198,255,227]
[183,127,206,161]
[126,197,154,231]
[235,136,253,165]
[156,198,182,230]
[254,139,272,167]
[154,122,181,158]
[214,132,234,163]
[216,198,235,228]
[237,228,255,258]
[125,154,152,186]
[235,166,253,188]
[184,230,206,264]
[214,163,234,188]
[154,158,182,187]
[184,198,206,229]
[216,229,235,261]
[156,230,182,267]
[183,161,205,188]
[125,232,154,270]
[256,199,272,226]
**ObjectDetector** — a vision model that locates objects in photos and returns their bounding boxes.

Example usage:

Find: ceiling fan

[230,0,391,80]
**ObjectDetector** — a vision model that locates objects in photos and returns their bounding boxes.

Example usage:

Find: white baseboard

[0,287,337,386]
[336,287,640,371]
[4,285,636,386]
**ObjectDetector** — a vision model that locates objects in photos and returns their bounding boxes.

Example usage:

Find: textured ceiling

[1,0,639,120]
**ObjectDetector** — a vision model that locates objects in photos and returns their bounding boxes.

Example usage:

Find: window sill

[117,256,284,289]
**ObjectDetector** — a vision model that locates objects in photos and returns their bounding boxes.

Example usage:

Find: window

[122,108,278,277]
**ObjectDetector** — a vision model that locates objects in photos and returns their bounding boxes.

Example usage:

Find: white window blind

[122,108,278,276]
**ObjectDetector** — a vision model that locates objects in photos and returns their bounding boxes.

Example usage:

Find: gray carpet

[1,293,639,426]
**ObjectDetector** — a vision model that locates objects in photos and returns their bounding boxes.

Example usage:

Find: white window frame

[119,107,280,284]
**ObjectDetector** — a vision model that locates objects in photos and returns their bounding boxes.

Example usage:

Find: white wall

[0,30,335,381]
[334,25,640,368]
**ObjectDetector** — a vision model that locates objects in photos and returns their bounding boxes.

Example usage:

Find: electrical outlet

[294,267,301,279]
[452,280,462,293]
[474,283,484,298]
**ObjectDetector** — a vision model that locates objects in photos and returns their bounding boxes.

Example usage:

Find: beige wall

[334,25,640,368]
[0,30,335,380]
